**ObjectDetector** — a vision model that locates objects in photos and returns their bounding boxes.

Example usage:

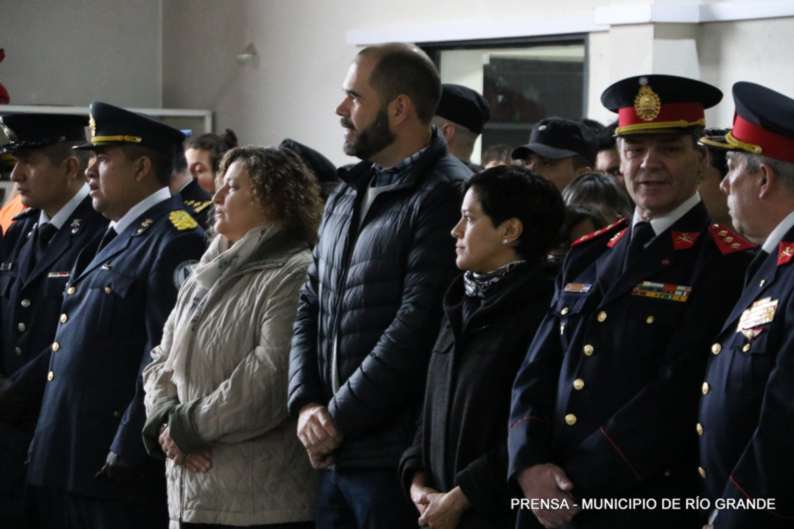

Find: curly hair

[218,146,323,245]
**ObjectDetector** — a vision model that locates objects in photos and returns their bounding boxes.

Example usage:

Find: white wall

[3,0,793,165]
[0,0,163,108]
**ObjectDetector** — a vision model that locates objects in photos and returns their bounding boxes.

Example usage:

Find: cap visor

[699,135,733,151]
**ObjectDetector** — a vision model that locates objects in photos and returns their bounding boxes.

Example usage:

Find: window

[423,37,587,164]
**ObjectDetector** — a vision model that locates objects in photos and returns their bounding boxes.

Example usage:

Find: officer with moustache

[24,102,206,529]
[507,75,753,529]
[697,82,794,529]
[0,113,107,528]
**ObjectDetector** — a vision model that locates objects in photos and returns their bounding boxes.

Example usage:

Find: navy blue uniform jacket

[507,202,751,528]
[698,224,794,528]
[0,197,107,493]
[25,196,206,498]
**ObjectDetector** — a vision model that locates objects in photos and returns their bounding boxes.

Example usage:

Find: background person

[185,128,239,194]
[143,146,322,528]
[400,166,564,529]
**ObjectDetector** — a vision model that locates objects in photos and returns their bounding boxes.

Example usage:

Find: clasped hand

[158,425,212,473]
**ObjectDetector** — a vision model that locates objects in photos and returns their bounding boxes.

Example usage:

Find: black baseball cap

[512,117,594,162]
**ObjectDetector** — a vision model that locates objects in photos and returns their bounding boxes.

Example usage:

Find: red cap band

[617,102,705,134]
[731,115,794,163]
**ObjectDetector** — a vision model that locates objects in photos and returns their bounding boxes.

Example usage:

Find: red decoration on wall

[0,49,9,104]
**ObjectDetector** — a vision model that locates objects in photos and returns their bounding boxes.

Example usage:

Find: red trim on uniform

[607,228,628,248]
[732,115,794,164]
[708,224,755,255]
[599,427,642,481]
[672,231,700,250]
[509,414,545,429]
[572,217,628,247]
[729,475,794,519]
[618,102,704,128]
[777,241,794,266]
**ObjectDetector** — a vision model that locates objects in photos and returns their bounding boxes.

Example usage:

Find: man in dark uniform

[23,102,206,529]
[697,82,794,529]
[433,83,490,171]
[507,75,753,529]
[0,113,107,528]
[171,146,212,229]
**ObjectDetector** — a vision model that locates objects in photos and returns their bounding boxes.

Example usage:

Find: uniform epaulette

[185,199,212,214]
[571,217,628,247]
[169,210,199,231]
[708,224,755,255]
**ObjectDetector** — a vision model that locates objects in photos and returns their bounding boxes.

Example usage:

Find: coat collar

[338,128,448,193]
[597,201,709,306]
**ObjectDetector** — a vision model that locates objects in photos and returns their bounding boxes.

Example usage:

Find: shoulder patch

[708,224,755,255]
[572,217,629,247]
[169,210,198,231]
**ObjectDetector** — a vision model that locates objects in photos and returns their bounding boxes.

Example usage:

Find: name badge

[632,281,692,302]
[737,297,778,334]
[47,271,70,278]
[563,282,592,294]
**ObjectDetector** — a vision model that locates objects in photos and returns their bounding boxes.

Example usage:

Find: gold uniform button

[561,307,570,316]
[59,313,68,324]
[47,371,54,382]
[711,343,721,355]
[645,315,655,325]
[742,343,751,353]
[113,410,121,418]
[596,311,607,323]
[66,286,76,295]
[104,286,113,295]
[583,344,594,356]
[564,413,577,426]
[573,378,585,390]
[696,422,704,436]
[14,346,22,356]
[17,322,26,332]
[20,299,31,308]
[702,382,710,395]
[698,466,706,478]
[51,342,60,352]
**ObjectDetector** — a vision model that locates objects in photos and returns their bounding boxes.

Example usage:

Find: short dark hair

[464,165,565,262]
[41,141,90,171]
[121,144,173,184]
[359,43,441,124]
[185,128,239,172]
[562,171,633,221]
[219,146,323,245]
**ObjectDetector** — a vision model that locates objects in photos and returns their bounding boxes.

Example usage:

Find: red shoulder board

[672,231,700,250]
[607,228,628,248]
[572,217,628,247]
[708,224,755,255]
[778,241,794,266]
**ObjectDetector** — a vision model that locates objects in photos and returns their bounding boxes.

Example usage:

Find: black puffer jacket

[288,131,471,468]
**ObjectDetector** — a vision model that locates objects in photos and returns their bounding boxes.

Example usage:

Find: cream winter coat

[142,225,317,526]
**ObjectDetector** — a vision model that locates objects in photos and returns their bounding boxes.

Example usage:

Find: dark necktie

[31,222,58,269]
[744,249,769,287]
[624,221,655,272]
[95,227,117,255]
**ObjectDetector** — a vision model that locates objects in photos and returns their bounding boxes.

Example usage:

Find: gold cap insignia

[89,115,97,138]
[634,85,662,122]
[169,210,198,231]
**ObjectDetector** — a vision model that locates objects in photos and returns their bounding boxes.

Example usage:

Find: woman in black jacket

[400,165,565,529]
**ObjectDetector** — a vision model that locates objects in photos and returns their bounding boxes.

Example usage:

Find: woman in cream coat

[143,146,322,528]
